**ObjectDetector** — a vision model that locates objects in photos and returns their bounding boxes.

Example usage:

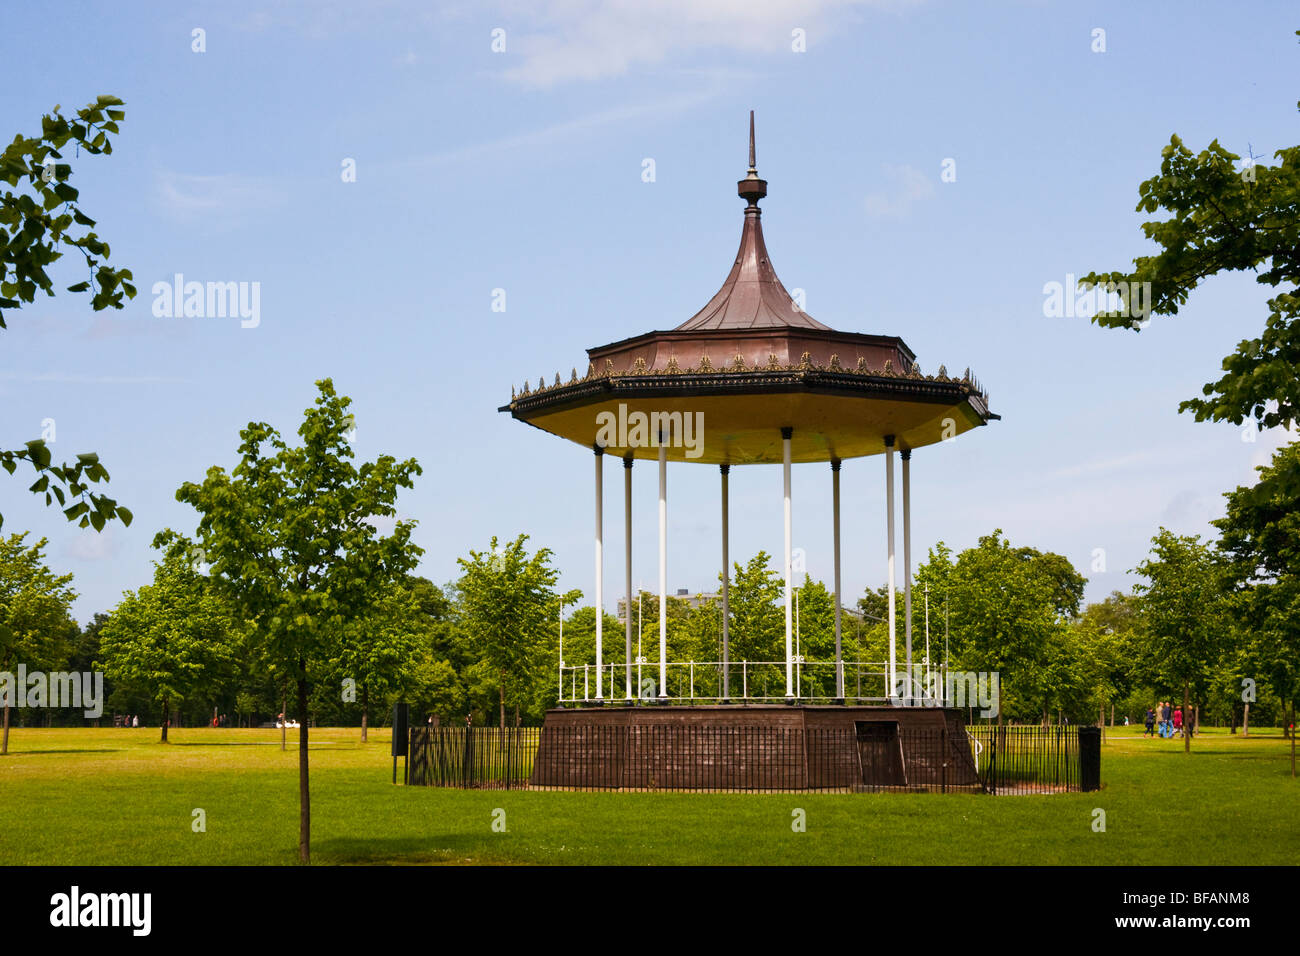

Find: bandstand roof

[500,113,997,465]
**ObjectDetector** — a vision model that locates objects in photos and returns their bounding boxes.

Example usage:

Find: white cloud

[864,163,935,218]
[493,0,907,87]
[64,527,121,562]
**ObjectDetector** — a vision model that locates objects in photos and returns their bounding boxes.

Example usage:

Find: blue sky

[2,0,1296,625]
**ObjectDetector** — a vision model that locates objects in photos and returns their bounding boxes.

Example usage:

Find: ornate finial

[666,356,682,374]
[856,357,868,372]
[699,354,714,372]
[883,359,893,375]
[571,367,578,383]
[511,385,516,400]
[737,110,767,206]
[829,353,841,369]
[936,364,947,380]
[799,351,812,369]
[554,372,561,387]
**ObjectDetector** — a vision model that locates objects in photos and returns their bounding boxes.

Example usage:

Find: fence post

[941,727,947,794]
[1078,725,1101,792]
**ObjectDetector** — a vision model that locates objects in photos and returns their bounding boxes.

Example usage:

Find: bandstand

[500,114,998,789]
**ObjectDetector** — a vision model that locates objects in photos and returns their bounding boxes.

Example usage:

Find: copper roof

[675,112,831,333]
[498,112,997,465]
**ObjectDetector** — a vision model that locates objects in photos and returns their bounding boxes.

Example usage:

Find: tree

[1132,529,1227,754]
[1,96,135,532]
[0,532,76,753]
[1214,439,1300,773]
[932,532,1080,722]
[97,535,238,742]
[457,534,560,728]
[175,379,422,863]
[1081,65,1300,429]
[329,580,423,742]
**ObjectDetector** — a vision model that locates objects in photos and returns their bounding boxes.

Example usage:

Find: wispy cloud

[864,163,935,218]
[493,0,907,88]
[385,85,725,173]
[152,170,284,228]
[0,372,190,385]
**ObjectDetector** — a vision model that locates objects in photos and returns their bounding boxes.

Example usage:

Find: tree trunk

[298,675,311,864]
[161,697,169,743]
[1291,699,1296,779]
[281,693,286,752]
[514,705,520,729]
[1099,702,1105,743]
[1182,680,1190,754]
[2,703,9,756]
[1242,701,1250,738]
[1110,703,1115,727]
[361,683,369,743]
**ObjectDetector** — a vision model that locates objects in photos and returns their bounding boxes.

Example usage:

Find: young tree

[728,551,783,664]
[97,536,239,742]
[175,379,422,863]
[1081,65,1300,429]
[1,96,135,532]
[1132,529,1227,754]
[0,532,76,753]
[456,534,560,728]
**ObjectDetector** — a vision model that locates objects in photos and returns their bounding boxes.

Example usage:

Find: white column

[721,463,731,702]
[782,427,794,699]
[902,447,913,704]
[624,456,634,701]
[832,458,843,700]
[885,435,897,700]
[658,436,668,698]
[594,446,604,700]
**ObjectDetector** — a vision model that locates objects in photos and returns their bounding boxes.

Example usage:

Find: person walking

[1144,707,1155,738]
[1161,701,1173,738]
[1173,706,1184,736]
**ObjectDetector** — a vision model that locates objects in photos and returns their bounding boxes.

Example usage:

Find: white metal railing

[557,660,955,705]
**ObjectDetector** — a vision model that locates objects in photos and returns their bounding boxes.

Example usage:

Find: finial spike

[748,110,756,171]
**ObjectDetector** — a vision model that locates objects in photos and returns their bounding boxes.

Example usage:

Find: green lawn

[0,725,1295,865]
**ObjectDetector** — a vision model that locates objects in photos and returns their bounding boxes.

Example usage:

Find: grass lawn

[0,725,1295,865]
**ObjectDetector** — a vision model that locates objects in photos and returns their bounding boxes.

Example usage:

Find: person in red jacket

[1173,707,1183,735]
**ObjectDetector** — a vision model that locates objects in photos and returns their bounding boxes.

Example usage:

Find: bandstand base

[531,704,982,791]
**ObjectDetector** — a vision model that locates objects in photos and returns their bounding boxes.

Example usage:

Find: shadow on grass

[312,835,513,866]
[170,741,345,748]
[4,748,121,755]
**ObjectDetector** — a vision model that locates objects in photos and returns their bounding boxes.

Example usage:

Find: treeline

[3,397,1296,748]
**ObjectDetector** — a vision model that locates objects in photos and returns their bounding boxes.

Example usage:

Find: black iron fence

[406,723,1096,794]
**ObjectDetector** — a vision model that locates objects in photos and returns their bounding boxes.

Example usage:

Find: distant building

[618,589,719,621]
